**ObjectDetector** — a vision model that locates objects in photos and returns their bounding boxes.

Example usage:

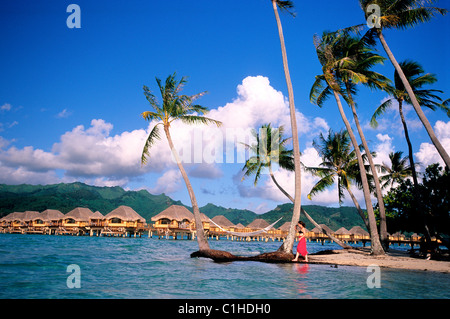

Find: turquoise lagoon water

[0,233,448,299]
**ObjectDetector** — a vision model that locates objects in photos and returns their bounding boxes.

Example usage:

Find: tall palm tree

[311,31,385,254]
[333,31,391,249]
[371,60,448,187]
[359,0,449,168]
[141,72,222,252]
[241,124,351,249]
[271,0,302,254]
[379,151,413,189]
[305,129,372,230]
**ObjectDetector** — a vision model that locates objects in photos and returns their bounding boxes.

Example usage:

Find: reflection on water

[0,234,448,299]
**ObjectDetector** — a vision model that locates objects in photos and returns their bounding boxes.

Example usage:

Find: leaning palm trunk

[377,30,450,169]
[272,0,302,254]
[345,184,370,230]
[332,90,384,255]
[163,125,210,251]
[269,168,351,249]
[346,91,388,249]
[398,100,419,187]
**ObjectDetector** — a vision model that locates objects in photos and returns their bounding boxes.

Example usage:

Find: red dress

[296,236,308,256]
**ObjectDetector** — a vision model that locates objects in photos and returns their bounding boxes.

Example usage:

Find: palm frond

[141,123,162,166]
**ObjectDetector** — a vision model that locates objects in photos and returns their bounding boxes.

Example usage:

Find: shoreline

[305,249,450,273]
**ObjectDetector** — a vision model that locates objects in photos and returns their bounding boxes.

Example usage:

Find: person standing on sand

[292,221,308,262]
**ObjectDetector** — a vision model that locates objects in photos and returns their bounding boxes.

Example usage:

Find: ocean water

[0,233,448,299]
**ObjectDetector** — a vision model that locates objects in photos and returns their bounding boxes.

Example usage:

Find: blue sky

[1,0,449,213]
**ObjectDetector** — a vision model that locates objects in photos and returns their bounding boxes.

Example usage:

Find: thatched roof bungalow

[89,211,105,226]
[349,226,370,239]
[210,215,235,233]
[335,227,352,240]
[247,219,270,230]
[311,224,334,238]
[151,205,193,229]
[63,207,94,227]
[37,209,65,227]
[104,206,145,228]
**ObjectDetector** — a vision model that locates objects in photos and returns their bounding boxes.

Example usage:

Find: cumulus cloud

[415,120,450,169]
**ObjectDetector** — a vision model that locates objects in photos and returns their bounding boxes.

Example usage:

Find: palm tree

[379,151,413,189]
[311,31,385,254]
[305,129,371,230]
[332,31,391,249]
[371,60,448,187]
[359,0,449,168]
[241,124,351,249]
[271,0,302,254]
[141,72,222,252]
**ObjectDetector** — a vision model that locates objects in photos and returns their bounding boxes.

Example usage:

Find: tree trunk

[269,168,352,249]
[398,100,433,243]
[377,29,450,169]
[332,90,385,255]
[398,100,419,186]
[163,125,210,251]
[346,184,370,230]
[347,90,388,249]
[272,0,302,254]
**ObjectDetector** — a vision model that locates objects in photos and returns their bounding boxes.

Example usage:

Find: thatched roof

[247,219,270,229]
[335,227,351,235]
[311,224,334,234]
[279,222,291,232]
[349,226,369,236]
[104,206,144,222]
[21,211,41,221]
[151,205,194,222]
[234,223,245,229]
[65,207,94,221]
[90,211,105,220]
[211,215,234,227]
[40,209,64,221]
[2,212,24,221]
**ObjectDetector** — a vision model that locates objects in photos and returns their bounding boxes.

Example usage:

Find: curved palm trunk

[332,90,384,255]
[269,168,351,249]
[345,185,370,230]
[398,100,419,186]
[347,91,388,249]
[377,29,450,169]
[398,100,433,243]
[272,1,302,254]
[164,125,210,251]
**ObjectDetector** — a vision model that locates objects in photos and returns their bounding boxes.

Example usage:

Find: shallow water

[0,233,448,299]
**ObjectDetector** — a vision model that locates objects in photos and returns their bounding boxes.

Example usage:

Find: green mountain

[0,182,366,231]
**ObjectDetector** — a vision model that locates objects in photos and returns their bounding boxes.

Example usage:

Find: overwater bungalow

[104,206,145,230]
[349,226,370,240]
[89,211,105,227]
[310,224,334,239]
[210,215,235,234]
[335,227,352,241]
[60,207,94,234]
[151,205,194,230]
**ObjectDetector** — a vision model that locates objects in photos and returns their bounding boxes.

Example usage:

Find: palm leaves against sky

[379,151,413,189]
[141,72,222,252]
[305,129,372,230]
[314,30,391,248]
[241,123,350,249]
[371,60,448,187]
[359,0,449,168]
[311,30,385,254]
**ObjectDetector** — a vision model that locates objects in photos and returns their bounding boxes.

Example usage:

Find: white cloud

[1,103,12,111]
[56,108,71,119]
[415,120,450,169]
[149,169,183,194]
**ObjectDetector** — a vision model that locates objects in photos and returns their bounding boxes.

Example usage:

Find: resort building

[102,205,146,237]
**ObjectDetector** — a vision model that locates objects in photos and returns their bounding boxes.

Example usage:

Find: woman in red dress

[292,221,308,262]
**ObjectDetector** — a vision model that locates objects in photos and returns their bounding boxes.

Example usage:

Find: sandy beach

[308,249,450,273]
